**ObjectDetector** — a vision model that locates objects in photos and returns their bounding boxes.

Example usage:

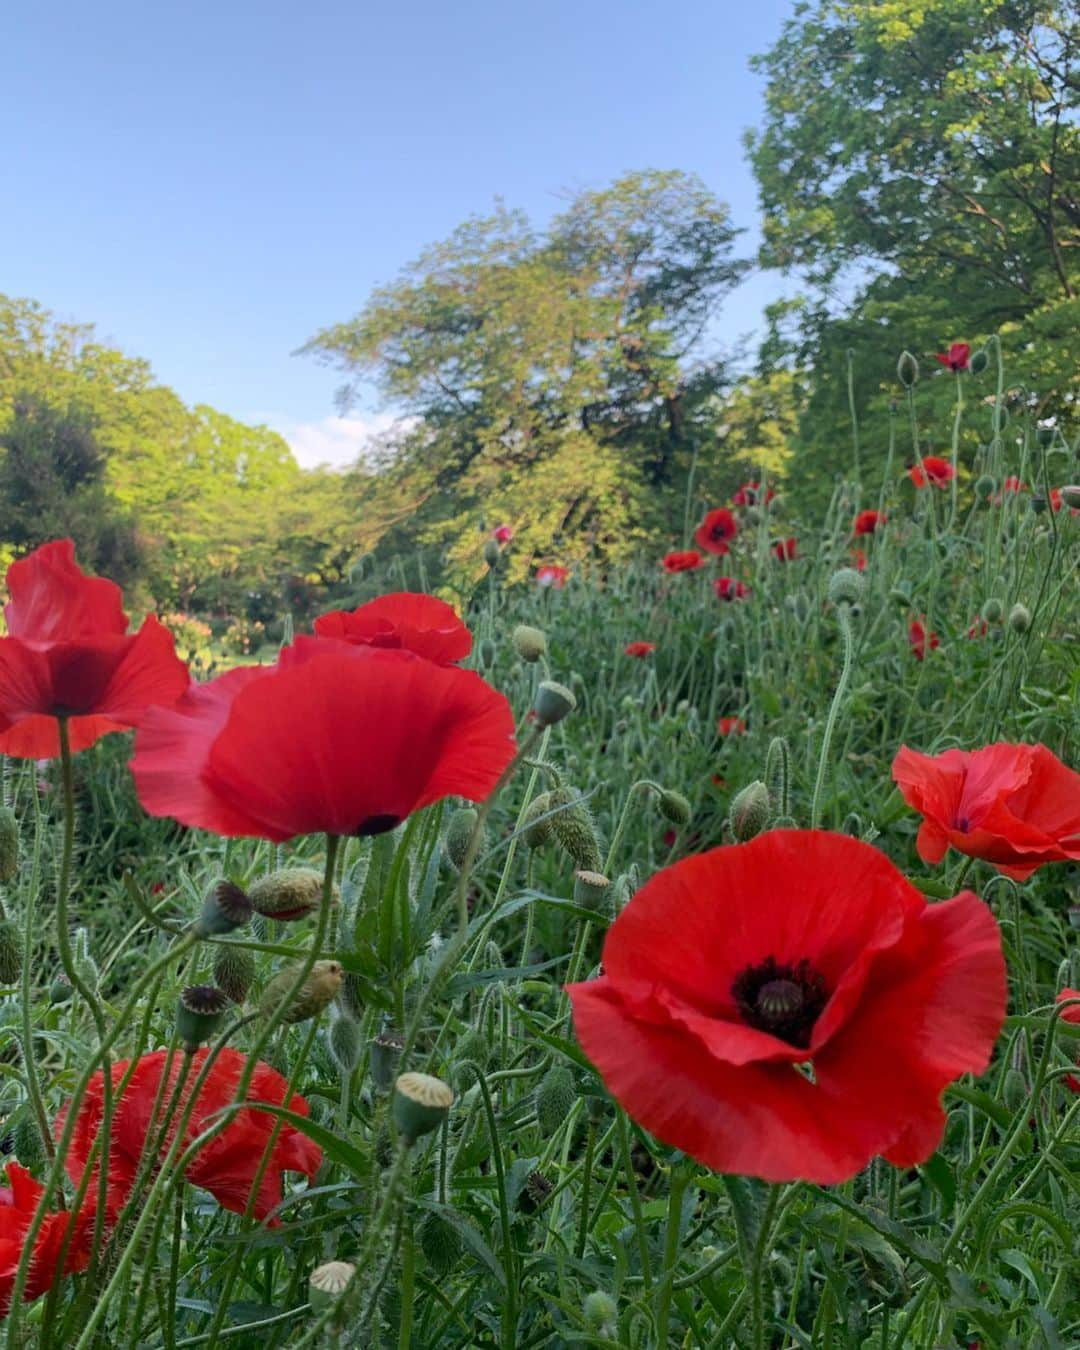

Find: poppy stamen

[732,955,828,1049]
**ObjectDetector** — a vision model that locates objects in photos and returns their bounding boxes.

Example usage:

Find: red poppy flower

[0,1163,95,1310]
[131,637,516,842]
[966,618,989,639]
[714,577,750,602]
[771,538,797,562]
[892,742,1080,881]
[535,565,569,589]
[492,524,513,544]
[1047,488,1078,515]
[0,540,189,758]
[693,508,738,556]
[1055,990,1080,1093]
[717,716,746,737]
[934,343,971,372]
[851,548,867,572]
[662,550,704,574]
[314,593,471,665]
[566,830,1005,1183]
[909,457,955,489]
[1003,477,1025,494]
[731,481,775,508]
[58,1047,322,1225]
[624,641,656,658]
[908,620,939,661]
[853,510,884,536]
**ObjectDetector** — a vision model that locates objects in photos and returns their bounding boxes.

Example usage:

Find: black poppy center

[732,955,828,1049]
[354,813,402,837]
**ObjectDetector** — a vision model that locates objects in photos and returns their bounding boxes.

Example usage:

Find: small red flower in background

[662,827,678,849]
[934,342,971,372]
[535,565,569,589]
[314,593,471,665]
[714,577,750,602]
[966,618,989,639]
[132,637,515,842]
[492,524,513,544]
[1003,477,1025,494]
[624,641,656,658]
[908,620,939,660]
[566,830,1005,1183]
[711,773,728,789]
[693,508,738,556]
[1055,990,1080,1093]
[851,548,867,572]
[853,510,885,536]
[892,742,1080,881]
[1048,488,1078,515]
[732,481,775,508]
[717,716,746,737]
[0,1164,95,1310]
[662,550,704,573]
[60,1047,322,1225]
[0,540,189,759]
[771,538,797,562]
[909,457,955,489]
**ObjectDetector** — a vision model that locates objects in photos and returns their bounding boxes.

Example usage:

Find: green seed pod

[583,1290,618,1335]
[308,1260,357,1315]
[0,920,22,985]
[658,790,692,827]
[369,1030,404,1092]
[535,1065,576,1136]
[176,985,230,1052]
[1002,1067,1027,1113]
[13,1117,45,1169]
[0,807,19,883]
[444,807,481,871]
[392,1072,454,1145]
[974,474,995,502]
[1008,603,1031,633]
[1030,493,1048,515]
[551,796,602,872]
[573,870,611,913]
[212,943,256,1004]
[328,1013,363,1076]
[196,880,253,937]
[730,781,771,843]
[534,680,576,727]
[339,971,365,1021]
[49,978,72,1005]
[522,792,556,849]
[418,1211,463,1276]
[511,625,546,663]
[969,347,989,375]
[981,597,1003,624]
[259,960,343,1024]
[248,867,334,921]
[896,350,919,389]
[827,567,865,607]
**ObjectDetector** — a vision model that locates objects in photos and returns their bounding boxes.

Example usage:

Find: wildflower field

[0,344,1076,1350]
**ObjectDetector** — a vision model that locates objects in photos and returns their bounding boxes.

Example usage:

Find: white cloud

[262,412,412,470]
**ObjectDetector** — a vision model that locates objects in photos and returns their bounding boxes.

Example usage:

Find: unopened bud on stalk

[259,960,343,1024]
[1037,419,1056,448]
[974,475,995,502]
[328,1011,363,1076]
[729,781,771,843]
[827,567,865,607]
[13,1118,45,1168]
[49,978,72,1005]
[196,880,252,937]
[512,625,546,663]
[583,1290,618,1337]
[418,1212,463,1275]
[658,789,692,827]
[1002,1067,1027,1113]
[534,681,576,727]
[478,637,497,669]
[369,1029,404,1092]
[444,807,481,871]
[573,869,611,912]
[392,1072,454,1145]
[896,351,919,388]
[0,920,21,985]
[520,1168,555,1213]
[308,1260,357,1315]
[551,795,602,871]
[969,347,989,375]
[522,791,556,849]
[981,598,1003,624]
[212,943,256,1004]
[535,1065,577,1135]
[0,808,19,882]
[248,867,334,921]
[1008,603,1031,633]
[482,538,501,568]
[176,985,230,1051]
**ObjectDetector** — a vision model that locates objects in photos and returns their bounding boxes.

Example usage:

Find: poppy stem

[810,603,855,829]
[750,1183,782,1350]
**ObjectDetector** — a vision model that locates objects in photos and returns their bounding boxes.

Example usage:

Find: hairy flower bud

[1008,603,1031,633]
[512,625,546,663]
[12,1117,45,1169]
[896,351,919,388]
[176,985,230,1051]
[535,1065,576,1135]
[212,943,256,1004]
[478,636,497,669]
[534,680,576,727]
[0,920,21,985]
[328,1011,363,1076]
[981,597,1003,624]
[0,808,19,883]
[444,807,481,871]
[482,539,501,568]
[259,960,343,1024]
[974,474,995,502]
[392,1072,454,1145]
[658,789,692,827]
[248,867,334,921]
[1002,1067,1027,1113]
[522,791,556,849]
[550,794,602,871]
[969,347,989,375]
[827,567,865,607]
[196,879,253,937]
[730,781,771,843]
[418,1212,463,1275]
[583,1291,618,1336]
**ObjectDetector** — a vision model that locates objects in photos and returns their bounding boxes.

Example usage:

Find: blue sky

[3,0,795,466]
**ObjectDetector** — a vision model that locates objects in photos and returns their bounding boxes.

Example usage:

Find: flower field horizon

[0,350,1077,1349]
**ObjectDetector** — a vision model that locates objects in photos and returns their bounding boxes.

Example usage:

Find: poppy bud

[1036,419,1056,448]
[981,598,1003,624]
[248,867,334,922]
[392,1072,454,1145]
[1030,494,1048,515]
[658,789,692,827]
[196,880,253,937]
[12,1117,45,1169]
[1060,485,1080,510]
[1002,1067,1027,1113]
[212,943,256,1004]
[522,791,556,849]
[730,781,771,843]
[0,920,21,985]
[176,985,230,1052]
[339,971,364,1020]
[418,1211,463,1275]
[534,681,576,727]
[520,1168,554,1213]
[974,475,995,502]
[573,869,611,912]
[370,1029,404,1092]
[327,1011,363,1077]
[535,1065,576,1135]
[478,637,497,669]
[308,1260,357,1314]
[551,796,602,871]
[49,977,73,1004]
[512,625,546,663]
[0,807,19,882]
[259,960,343,1024]
[444,807,481,871]
[827,567,865,607]
[583,1291,618,1336]
[969,347,989,375]
[896,351,919,388]
[1008,603,1031,633]
[482,539,501,568]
